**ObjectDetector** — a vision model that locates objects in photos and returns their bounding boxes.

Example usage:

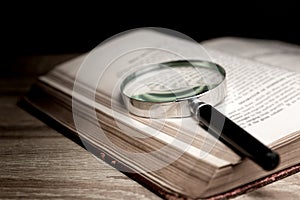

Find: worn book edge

[18,83,300,199]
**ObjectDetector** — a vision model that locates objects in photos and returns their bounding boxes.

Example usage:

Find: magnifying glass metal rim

[120,60,227,118]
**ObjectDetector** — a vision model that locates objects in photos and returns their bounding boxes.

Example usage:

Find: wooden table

[1,55,300,199]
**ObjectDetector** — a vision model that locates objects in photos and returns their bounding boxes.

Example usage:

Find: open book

[21,30,300,199]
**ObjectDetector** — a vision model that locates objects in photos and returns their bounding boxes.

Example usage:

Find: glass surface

[121,60,225,102]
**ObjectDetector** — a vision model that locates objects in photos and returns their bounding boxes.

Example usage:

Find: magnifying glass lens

[122,60,225,103]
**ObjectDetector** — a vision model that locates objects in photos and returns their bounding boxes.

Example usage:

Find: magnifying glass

[121,60,280,171]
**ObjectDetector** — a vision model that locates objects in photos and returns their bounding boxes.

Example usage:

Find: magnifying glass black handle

[192,101,280,171]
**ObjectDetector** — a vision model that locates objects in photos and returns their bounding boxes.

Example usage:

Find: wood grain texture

[0,96,161,200]
[0,55,299,199]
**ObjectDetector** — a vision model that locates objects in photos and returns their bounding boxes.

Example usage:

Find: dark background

[1,2,299,56]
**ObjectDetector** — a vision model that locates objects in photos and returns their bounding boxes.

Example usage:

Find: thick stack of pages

[21,32,300,199]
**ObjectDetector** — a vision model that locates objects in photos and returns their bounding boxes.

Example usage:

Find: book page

[206,50,300,145]
[202,38,300,144]
[203,37,300,73]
